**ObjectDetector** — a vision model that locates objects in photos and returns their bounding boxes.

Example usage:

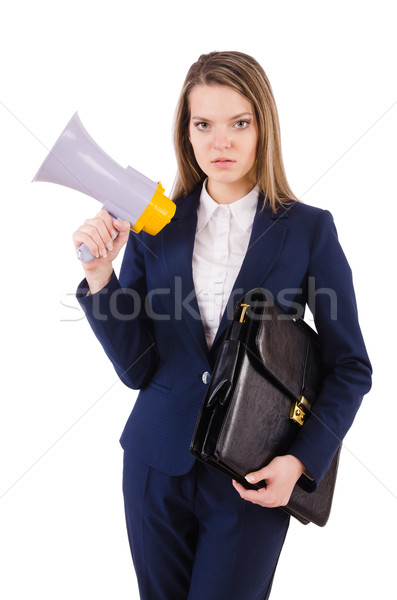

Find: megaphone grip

[76,229,120,263]
[76,242,96,263]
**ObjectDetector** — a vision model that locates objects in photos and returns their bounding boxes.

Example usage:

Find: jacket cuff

[76,271,118,304]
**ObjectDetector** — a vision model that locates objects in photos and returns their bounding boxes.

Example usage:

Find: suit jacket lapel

[163,187,290,364]
[163,187,210,361]
[210,197,289,356]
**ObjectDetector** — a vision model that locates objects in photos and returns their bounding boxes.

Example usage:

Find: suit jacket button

[202,371,211,384]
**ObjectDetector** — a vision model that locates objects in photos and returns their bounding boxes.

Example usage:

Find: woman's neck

[206,178,257,205]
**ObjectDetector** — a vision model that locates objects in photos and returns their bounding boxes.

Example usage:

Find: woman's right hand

[72,209,131,294]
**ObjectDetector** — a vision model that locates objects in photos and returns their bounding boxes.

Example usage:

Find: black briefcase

[190,288,341,526]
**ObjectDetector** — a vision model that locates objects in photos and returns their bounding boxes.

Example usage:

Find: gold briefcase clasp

[290,396,312,426]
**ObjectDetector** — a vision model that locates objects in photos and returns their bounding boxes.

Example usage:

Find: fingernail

[245,474,255,483]
[100,248,107,258]
[113,220,121,227]
[111,229,117,239]
[107,241,113,251]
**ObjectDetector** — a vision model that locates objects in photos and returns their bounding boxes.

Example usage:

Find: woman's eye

[196,122,210,130]
[235,120,249,129]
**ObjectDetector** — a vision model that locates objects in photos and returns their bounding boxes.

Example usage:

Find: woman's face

[188,84,258,202]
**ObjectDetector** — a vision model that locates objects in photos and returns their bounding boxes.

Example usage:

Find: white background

[1,1,396,598]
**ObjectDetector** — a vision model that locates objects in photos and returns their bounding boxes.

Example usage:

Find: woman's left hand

[232,455,306,508]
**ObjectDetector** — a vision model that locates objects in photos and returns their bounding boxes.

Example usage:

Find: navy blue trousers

[122,452,290,600]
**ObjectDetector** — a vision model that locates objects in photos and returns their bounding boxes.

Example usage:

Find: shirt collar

[196,179,259,233]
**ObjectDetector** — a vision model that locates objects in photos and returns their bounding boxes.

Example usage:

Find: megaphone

[32,112,176,262]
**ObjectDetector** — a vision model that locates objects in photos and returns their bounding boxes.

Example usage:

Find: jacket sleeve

[288,209,372,490]
[76,231,159,389]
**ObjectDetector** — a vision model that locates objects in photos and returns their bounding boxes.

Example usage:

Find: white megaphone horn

[32,112,176,262]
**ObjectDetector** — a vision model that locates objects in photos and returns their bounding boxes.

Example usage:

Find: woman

[74,51,372,599]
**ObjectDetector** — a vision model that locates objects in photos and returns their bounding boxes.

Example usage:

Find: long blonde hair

[172,51,298,211]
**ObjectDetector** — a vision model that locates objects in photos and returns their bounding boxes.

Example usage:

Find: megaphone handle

[76,242,96,263]
[76,230,120,263]
[76,206,122,262]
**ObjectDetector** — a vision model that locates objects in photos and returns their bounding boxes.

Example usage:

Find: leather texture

[191,289,340,526]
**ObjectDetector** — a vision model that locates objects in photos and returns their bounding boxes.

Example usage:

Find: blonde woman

[74,51,371,599]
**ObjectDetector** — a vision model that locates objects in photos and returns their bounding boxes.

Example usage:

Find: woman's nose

[212,128,231,150]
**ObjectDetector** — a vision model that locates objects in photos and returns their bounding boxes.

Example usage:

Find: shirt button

[202,371,211,384]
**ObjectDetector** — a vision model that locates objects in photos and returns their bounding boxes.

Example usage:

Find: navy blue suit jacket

[77,185,372,490]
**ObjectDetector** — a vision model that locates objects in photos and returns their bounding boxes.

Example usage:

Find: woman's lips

[211,158,236,168]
